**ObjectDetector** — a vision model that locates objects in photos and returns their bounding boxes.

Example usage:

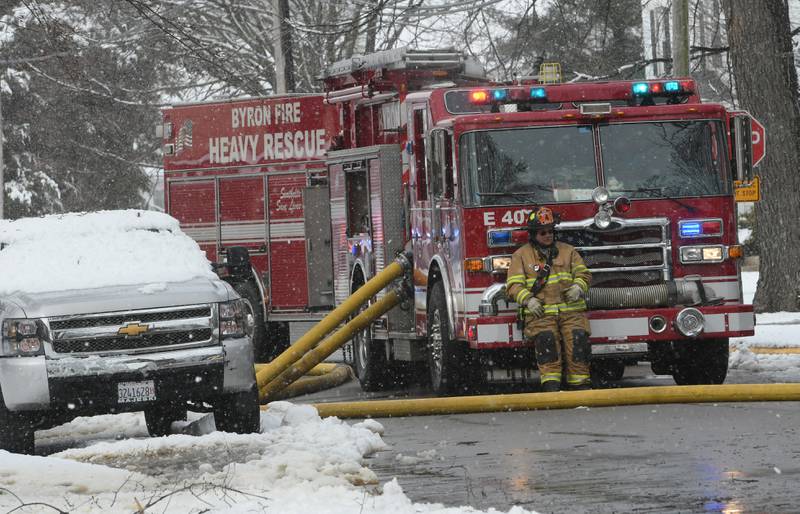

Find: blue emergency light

[487,230,512,247]
[530,87,547,100]
[679,221,702,237]
[632,82,650,95]
[492,89,508,101]
[664,81,681,93]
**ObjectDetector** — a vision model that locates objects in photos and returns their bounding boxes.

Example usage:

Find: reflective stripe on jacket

[506,241,592,315]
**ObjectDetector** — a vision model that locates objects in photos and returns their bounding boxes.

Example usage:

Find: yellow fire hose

[255,253,410,391]
[259,290,401,402]
[264,364,353,402]
[304,383,800,419]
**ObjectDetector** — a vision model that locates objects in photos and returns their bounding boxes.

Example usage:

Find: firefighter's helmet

[527,206,558,232]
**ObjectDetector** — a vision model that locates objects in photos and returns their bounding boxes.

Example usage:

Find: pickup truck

[0,210,260,454]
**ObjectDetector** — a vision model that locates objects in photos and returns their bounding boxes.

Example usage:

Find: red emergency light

[470,90,490,104]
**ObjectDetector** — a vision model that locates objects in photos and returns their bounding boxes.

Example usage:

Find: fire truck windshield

[599,120,729,199]
[460,125,597,206]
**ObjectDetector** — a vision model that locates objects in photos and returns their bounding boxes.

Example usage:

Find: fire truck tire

[144,404,187,437]
[672,338,729,385]
[351,274,391,391]
[233,280,269,362]
[0,400,35,454]
[591,359,626,384]
[427,281,467,395]
[214,386,261,434]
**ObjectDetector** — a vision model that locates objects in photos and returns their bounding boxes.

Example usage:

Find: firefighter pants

[525,311,591,387]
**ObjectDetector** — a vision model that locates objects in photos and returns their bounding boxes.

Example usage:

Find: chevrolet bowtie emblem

[118,322,149,337]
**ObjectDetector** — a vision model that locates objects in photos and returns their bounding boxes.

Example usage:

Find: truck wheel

[351,276,390,391]
[0,407,35,454]
[213,386,261,434]
[427,281,466,395]
[144,404,187,437]
[591,359,626,384]
[672,338,729,385]
[233,280,269,363]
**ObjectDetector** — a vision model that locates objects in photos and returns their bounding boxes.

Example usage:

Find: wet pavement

[300,365,800,513]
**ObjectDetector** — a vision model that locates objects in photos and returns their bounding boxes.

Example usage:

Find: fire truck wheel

[0,402,35,454]
[672,338,729,385]
[144,404,187,437]
[591,359,626,384]
[351,276,391,391]
[427,281,466,395]
[213,386,261,434]
[233,280,269,363]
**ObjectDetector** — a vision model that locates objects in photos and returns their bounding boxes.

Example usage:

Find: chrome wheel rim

[430,309,443,383]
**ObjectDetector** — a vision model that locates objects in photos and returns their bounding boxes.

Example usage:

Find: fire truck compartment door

[303,185,335,308]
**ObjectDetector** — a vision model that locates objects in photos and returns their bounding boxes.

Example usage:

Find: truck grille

[52,329,214,354]
[48,305,215,355]
[49,307,211,330]
[557,218,670,288]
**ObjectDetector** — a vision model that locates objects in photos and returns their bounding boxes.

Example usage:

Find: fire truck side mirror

[732,115,754,182]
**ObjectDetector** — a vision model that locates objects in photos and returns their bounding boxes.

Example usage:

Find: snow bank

[0,210,216,295]
[0,403,533,514]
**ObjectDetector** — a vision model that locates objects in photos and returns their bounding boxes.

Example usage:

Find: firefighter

[506,207,592,392]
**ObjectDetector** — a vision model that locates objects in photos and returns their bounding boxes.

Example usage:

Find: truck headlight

[679,245,725,264]
[219,299,247,339]
[1,319,46,356]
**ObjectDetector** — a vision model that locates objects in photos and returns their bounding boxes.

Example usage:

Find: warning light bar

[468,87,549,105]
[632,80,694,97]
[487,229,530,247]
[679,219,723,238]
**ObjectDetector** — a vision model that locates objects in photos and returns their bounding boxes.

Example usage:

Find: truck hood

[3,277,236,319]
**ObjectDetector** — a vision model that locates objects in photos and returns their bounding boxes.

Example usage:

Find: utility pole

[672,0,690,76]
[272,0,295,93]
[1,87,4,219]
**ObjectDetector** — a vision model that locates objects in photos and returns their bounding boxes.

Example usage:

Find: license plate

[592,342,648,355]
[117,380,156,403]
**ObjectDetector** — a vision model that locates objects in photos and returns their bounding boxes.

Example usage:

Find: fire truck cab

[161,47,757,393]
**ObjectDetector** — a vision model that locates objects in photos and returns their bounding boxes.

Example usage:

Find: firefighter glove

[526,296,544,317]
[564,284,583,303]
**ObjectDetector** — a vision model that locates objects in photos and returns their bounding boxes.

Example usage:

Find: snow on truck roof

[0,210,216,295]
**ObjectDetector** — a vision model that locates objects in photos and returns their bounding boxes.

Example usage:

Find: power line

[121,0,267,96]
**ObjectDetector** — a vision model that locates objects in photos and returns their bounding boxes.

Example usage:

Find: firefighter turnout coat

[506,241,593,386]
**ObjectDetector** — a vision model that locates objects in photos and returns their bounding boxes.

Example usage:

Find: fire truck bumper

[469,304,755,351]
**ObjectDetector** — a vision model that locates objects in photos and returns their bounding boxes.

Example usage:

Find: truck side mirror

[224,246,252,277]
[732,115,753,182]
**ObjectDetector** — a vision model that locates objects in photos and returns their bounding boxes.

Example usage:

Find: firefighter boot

[542,380,561,393]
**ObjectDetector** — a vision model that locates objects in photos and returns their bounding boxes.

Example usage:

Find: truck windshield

[460,125,597,206]
[599,120,729,198]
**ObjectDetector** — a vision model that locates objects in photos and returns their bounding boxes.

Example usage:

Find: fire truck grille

[581,248,664,269]
[557,220,670,294]
[49,307,212,330]
[558,226,663,247]
[52,329,214,354]
[591,271,664,288]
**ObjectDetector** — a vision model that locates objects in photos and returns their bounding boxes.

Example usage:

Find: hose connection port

[674,308,705,337]
[649,315,667,334]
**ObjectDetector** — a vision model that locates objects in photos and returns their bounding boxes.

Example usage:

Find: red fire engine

[161,47,758,393]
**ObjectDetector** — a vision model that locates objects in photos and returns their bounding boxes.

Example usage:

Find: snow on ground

[0,403,532,514]
[730,272,800,375]
[0,210,216,295]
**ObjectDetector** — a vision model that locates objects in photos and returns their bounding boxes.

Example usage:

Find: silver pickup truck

[0,210,260,454]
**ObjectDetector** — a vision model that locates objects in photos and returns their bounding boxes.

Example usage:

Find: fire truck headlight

[675,308,705,337]
[702,247,723,261]
[680,245,725,264]
[591,187,609,205]
[594,210,612,229]
[680,247,703,262]
[490,256,511,271]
